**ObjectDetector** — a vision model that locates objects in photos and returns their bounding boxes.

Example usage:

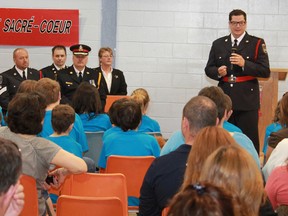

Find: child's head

[131,88,150,113]
[52,104,75,134]
[108,97,129,126]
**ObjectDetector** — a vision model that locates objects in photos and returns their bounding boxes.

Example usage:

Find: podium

[258,68,288,153]
[104,95,129,113]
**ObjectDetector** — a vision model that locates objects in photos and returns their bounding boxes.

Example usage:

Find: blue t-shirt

[98,130,160,169]
[102,126,122,142]
[79,113,112,132]
[39,110,88,152]
[45,135,82,158]
[223,121,242,133]
[138,115,161,133]
[263,122,282,154]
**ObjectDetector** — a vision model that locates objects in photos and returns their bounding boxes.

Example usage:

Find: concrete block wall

[0,0,288,138]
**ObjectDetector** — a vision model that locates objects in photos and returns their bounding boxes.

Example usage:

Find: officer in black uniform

[57,44,106,109]
[205,9,270,153]
[0,48,40,113]
[40,45,67,80]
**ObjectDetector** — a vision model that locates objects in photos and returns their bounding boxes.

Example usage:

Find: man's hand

[217,65,227,77]
[230,53,245,67]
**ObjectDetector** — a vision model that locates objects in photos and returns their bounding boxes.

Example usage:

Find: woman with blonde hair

[199,145,264,216]
[181,126,238,189]
[131,88,161,133]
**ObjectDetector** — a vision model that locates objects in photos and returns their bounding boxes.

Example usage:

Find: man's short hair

[229,9,247,21]
[7,92,46,135]
[52,45,67,55]
[52,104,75,134]
[116,99,142,131]
[0,137,22,195]
[35,78,60,105]
[183,96,217,136]
[198,86,226,120]
[108,97,130,126]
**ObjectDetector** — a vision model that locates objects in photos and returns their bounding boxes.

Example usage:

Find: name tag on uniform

[65,82,73,85]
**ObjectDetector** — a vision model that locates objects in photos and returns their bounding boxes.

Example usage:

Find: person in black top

[40,45,68,80]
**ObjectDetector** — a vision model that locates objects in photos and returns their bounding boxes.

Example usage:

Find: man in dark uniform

[0,48,40,113]
[57,44,106,108]
[205,9,270,153]
[40,45,67,80]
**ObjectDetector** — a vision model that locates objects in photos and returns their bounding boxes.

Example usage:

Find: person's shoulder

[112,68,124,74]
[213,35,230,44]
[40,64,53,71]
[2,67,15,75]
[28,67,39,73]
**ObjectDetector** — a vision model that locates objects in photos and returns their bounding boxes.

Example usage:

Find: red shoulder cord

[254,39,262,61]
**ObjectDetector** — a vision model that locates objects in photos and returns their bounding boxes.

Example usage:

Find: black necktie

[79,72,82,82]
[233,39,238,48]
[22,71,26,80]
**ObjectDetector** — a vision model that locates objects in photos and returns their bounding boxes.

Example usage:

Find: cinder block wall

[1,0,287,138]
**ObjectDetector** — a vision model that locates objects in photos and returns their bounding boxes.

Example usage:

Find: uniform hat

[70,44,91,56]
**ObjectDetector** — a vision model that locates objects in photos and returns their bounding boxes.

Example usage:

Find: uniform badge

[65,82,73,85]
[262,44,267,54]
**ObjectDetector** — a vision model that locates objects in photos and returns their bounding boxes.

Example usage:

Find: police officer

[40,45,68,80]
[57,44,106,108]
[205,9,270,153]
[0,48,40,113]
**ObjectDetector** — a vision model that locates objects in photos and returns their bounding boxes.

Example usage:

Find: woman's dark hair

[72,82,102,119]
[7,92,46,135]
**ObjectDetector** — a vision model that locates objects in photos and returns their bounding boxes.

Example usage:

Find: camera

[45,175,54,184]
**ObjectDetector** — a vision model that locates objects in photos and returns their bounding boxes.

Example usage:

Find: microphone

[230,47,238,71]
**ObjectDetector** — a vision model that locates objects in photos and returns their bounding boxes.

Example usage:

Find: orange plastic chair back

[19,174,38,216]
[61,173,128,216]
[106,156,155,210]
[104,95,129,113]
[56,195,124,216]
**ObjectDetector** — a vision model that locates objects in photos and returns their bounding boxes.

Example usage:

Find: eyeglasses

[102,55,113,58]
[230,21,246,26]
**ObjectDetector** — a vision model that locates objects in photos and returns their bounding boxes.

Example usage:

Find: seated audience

[35,78,88,153]
[161,86,260,168]
[139,96,217,216]
[265,158,288,210]
[263,100,282,157]
[16,79,37,94]
[199,145,264,216]
[0,92,87,215]
[98,99,160,170]
[266,93,288,160]
[131,88,161,133]
[0,137,24,216]
[167,182,238,216]
[72,82,112,132]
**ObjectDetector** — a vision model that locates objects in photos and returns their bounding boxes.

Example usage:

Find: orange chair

[19,174,38,216]
[56,195,123,216]
[104,95,129,113]
[105,156,155,211]
[61,173,128,216]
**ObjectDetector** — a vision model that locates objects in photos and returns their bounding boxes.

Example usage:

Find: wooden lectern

[258,68,288,154]
[104,95,129,113]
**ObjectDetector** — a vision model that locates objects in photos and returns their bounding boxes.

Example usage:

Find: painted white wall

[1,0,288,138]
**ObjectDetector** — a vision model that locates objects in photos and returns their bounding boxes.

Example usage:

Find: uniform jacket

[40,64,67,80]
[57,65,107,107]
[205,32,270,110]
[1,66,40,110]
[94,67,127,95]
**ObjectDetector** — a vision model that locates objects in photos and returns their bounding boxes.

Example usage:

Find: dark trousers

[229,109,259,153]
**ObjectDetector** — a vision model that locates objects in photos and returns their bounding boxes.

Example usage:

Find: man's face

[53,48,67,68]
[73,54,88,70]
[13,49,29,70]
[229,15,246,38]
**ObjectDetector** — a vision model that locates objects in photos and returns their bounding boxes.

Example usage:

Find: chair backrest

[84,131,104,166]
[56,195,124,216]
[106,156,155,198]
[19,174,38,216]
[104,95,129,113]
[61,173,128,216]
